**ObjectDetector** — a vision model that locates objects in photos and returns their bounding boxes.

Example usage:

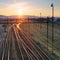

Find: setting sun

[17,9,24,16]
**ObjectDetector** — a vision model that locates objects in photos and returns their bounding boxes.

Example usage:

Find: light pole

[51,3,54,54]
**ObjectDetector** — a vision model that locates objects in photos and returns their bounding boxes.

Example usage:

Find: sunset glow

[0,0,60,17]
[17,9,24,16]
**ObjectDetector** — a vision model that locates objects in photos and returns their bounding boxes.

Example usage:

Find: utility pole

[40,13,42,33]
[40,13,41,32]
[51,3,54,54]
[40,13,41,18]
[47,17,49,50]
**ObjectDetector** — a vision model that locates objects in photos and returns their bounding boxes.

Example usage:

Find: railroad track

[13,24,51,60]
[1,25,11,60]
[0,24,51,60]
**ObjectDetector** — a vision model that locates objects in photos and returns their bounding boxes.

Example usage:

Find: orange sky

[0,0,60,17]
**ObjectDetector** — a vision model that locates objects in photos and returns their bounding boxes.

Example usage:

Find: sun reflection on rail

[16,23,21,29]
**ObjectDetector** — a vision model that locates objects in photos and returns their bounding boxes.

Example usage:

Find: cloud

[3,2,30,10]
